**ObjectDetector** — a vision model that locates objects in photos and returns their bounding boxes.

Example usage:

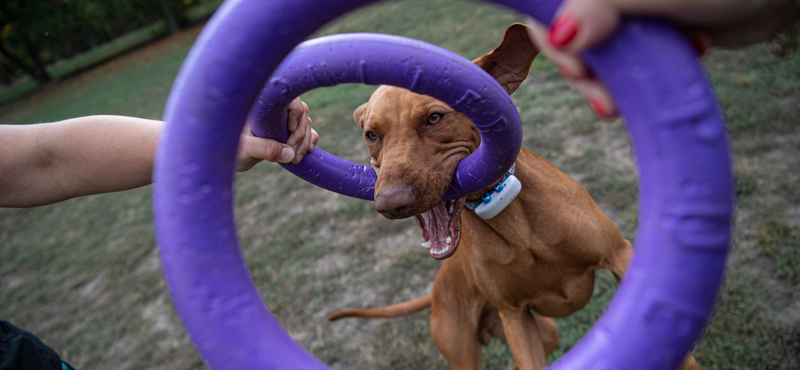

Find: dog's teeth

[421,241,432,249]
[446,236,452,244]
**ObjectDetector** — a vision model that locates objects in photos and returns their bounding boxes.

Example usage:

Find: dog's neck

[465,163,516,203]
[464,163,519,218]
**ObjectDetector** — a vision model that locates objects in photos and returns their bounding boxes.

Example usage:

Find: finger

[286,97,307,132]
[526,17,590,79]
[527,16,615,118]
[546,0,620,53]
[298,117,314,162]
[286,106,310,152]
[301,117,314,152]
[239,134,295,168]
[310,128,319,152]
[292,115,313,165]
[571,77,617,119]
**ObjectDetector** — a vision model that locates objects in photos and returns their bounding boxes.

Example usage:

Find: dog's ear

[353,102,368,128]
[472,23,539,95]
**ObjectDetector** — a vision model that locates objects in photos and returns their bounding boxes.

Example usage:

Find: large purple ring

[154,0,734,369]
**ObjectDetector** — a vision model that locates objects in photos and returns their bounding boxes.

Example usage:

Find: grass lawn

[1,1,799,369]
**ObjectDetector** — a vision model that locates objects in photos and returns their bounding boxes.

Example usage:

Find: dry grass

[1,1,798,369]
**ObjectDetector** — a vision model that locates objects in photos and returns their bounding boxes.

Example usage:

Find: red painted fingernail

[548,14,579,48]
[590,98,612,118]
[690,38,708,56]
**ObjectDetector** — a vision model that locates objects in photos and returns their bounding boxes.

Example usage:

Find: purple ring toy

[247,33,522,201]
[154,0,734,369]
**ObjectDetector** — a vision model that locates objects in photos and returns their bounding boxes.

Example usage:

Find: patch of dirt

[2,274,25,290]
[135,248,161,275]
[142,295,182,348]
[777,299,800,326]
[78,275,107,300]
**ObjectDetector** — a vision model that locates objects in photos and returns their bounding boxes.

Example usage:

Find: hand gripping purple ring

[154,0,734,369]
[246,33,522,201]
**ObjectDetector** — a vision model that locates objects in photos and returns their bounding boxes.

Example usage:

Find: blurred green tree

[0,0,204,86]
[0,0,65,84]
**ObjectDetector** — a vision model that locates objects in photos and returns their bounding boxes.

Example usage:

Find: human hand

[526,0,800,118]
[236,97,319,171]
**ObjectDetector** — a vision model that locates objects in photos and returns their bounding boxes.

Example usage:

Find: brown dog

[328,24,698,370]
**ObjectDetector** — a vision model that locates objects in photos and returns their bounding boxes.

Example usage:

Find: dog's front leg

[429,268,485,370]
[498,307,551,370]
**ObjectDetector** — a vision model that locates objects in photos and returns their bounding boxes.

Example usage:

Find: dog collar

[464,164,521,219]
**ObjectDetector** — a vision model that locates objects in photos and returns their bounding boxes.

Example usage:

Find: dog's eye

[428,113,443,125]
[365,131,379,141]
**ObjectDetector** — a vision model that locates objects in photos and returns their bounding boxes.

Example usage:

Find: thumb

[238,135,296,171]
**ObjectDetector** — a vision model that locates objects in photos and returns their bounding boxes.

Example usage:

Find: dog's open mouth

[414,198,466,259]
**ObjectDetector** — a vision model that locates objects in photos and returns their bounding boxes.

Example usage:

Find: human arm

[0,98,317,207]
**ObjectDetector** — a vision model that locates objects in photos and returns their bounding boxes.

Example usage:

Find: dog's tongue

[414,198,465,259]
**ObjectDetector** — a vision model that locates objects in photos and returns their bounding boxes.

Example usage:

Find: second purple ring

[247,33,523,201]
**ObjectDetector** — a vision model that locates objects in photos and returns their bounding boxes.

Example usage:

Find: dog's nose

[375,188,416,219]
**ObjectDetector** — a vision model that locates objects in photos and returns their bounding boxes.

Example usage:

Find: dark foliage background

[0,0,221,102]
